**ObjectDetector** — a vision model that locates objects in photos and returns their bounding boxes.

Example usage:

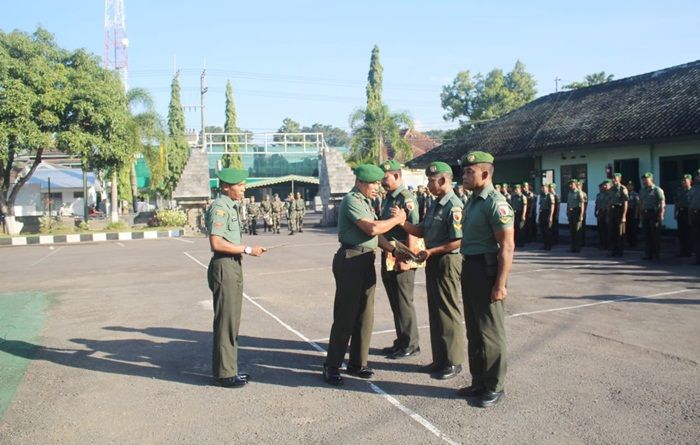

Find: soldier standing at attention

[271,194,283,234]
[398,162,465,380]
[566,179,585,252]
[206,168,267,388]
[455,151,514,408]
[247,195,260,236]
[455,185,469,205]
[538,184,555,250]
[638,172,665,260]
[379,160,421,359]
[595,180,611,249]
[675,175,693,257]
[607,173,629,257]
[549,183,561,245]
[287,193,298,235]
[260,195,272,233]
[416,185,427,222]
[626,181,640,248]
[501,183,512,204]
[322,164,407,386]
[522,182,536,243]
[510,184,527,247]
[689,170,700,265]
[294,192,306,233]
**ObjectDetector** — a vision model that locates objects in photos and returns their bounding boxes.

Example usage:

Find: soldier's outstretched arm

[209,235,267,257]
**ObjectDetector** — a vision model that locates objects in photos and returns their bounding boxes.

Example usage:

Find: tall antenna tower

[103,0,128,91]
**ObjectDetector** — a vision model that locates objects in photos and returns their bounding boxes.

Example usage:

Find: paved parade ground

[0,223,698,444]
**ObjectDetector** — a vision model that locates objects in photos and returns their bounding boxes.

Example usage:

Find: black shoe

[215,376,248,388]
[381,344,399,354]
[387,347,420,359]
[323,365,343,386]
[456,384,484,397]
[345,364,374,379]
[478,390,505,408]
[417,362,441,373]
[237,373,250,381]
[433,364,462,380]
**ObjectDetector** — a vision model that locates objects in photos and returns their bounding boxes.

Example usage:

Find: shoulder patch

[215,209,226,217]
[213,222,223,228]
[405,200,415,212]
[497,205,510,217]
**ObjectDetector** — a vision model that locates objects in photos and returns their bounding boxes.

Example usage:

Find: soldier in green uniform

[260,195,272,232]
[379,159,421,359]
[566,179,585,252]
[510,184,528,247]
[626,181,640,248]
[675,174,693,257]
[294,192,306,233]
[523,182,537,243]
[607,173,629,257]
[455,185,469,205]
[638,172,665,260]
[287,193,298,235]
[455,151,515,408]
[206,168,267,388]
[689,169,700,265]
[399,161,465,380]
[271,194,283,234]
[579,181,589,247]
[322,164,407,386]
[247,195,260,235]
[595,180,611,249]
[416,185,427,222]
[539,184,555,250]
[549,183,561,244]
[501,183,512,204]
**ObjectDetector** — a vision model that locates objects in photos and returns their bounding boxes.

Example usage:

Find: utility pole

[200,69,207,153]
[554,77,562,92]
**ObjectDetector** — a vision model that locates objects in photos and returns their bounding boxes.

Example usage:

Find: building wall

[540,138,700,229]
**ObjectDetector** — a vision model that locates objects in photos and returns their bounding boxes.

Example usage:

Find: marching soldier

[607,173,628,257]
[511,184,528,247]
[539,184,555,250]
[379,159,421,359]
[690,169,700,265]
[675,174,693,257]
[595,180,611,249]
[399,161,465,380]
[260,195,272,232]
[566,179,585,252]
[271,194,284,234]
[638,172,665,260]
[287,193,298,235]
[626,181,640,248]
[206,168,267,388]
[456,151,514,408]
[322,164,406,386]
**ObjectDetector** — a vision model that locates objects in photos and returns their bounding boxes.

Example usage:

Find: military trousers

[461,253,507,392]
[288,212,298,233]
[325,247,376,368]
[208,255,244,379]
[271,213,280,232]
[381,252,419,350]
[626,212,639,248]
[641,209,661,259]
[538,211,553,250]
[597,213,608,249]
[567,207,583,252]
[691,209,700,264]
[514,210,525,247]
[425,253,465,367]
[608,206,625,255]
[676,208,692,256]
[248,216,258,235]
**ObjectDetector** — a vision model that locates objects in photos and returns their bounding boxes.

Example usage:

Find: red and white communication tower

[103,0,128,91]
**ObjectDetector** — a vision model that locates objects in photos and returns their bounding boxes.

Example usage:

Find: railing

[204,132,328,156]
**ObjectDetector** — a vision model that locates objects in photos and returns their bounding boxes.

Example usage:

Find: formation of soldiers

[237,192,306,236]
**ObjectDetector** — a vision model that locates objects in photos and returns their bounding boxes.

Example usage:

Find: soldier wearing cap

[287,192,298,235]
[322,164,407,386]
[260,195,272,232]
[294,192,306,233]
[549,183,561,245]
[271,194,283,234]
[455,184,470,205]
[456,151,514,408]
[522,182,537,243]
[378,159,421,359]
[675,174,693,257]
[566,179,586,252]
[607,173,629,257]
[501,183,512,204]
[398,161,465,380]
[595,180,612,249]
[579,181,589,247]
[689,169,700,264]
[510,184,528,247]
[638,172,665,260]
[626,181,640,248]
[538,184,555,250]
[247,195,260,236]
[206,168,267,388]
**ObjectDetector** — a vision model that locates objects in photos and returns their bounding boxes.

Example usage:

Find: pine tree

[165,72,189,197]
[222,80,243,169]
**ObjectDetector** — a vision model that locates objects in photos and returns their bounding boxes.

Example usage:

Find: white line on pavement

[183,251,460,445]
[116,242,125,247]
[170,237,195,244]
[249,267,331,276]
[31,246,65,266]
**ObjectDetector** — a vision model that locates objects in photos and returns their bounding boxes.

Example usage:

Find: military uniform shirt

[567,189,584,208]
[206,195,242,245]
[381,184,419,241]
[640,185,665,210]
[628,191,640,210]
[676,187,691,208]
[595,192,609,211]
[511,193,526,212]
[608,183,629,206]
[540,192,555,211]
[690,184,700,209]
[337,187,378,248]
[420,190,463,250]
[460,183,514,255]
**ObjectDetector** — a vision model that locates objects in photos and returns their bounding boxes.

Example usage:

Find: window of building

[41,192,63,212]
[73,191,84,199]
[560,164,588,202]
[660,155,700,204]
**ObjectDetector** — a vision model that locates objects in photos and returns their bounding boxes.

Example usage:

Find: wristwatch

[244,246,252,255]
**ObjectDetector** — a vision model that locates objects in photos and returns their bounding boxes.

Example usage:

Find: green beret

[614,172,622,177]
[502,183,509,187]
[603,179,613,185]
[696,169,700,177]
[521,182,529,187]
[217,168,248,185]
[549,183,557,188]
[354,164,384,182]
[568,178,578,184]
[641,172,654,179]
[683,174,692,180]
[514,184,522,189]
[460,150,494,165]
[425,161,452,176]
[380,159,402,172]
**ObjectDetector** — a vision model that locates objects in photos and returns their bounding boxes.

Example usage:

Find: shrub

[39,215,63,233]
[106,221,129,231]
[155,209,187,227]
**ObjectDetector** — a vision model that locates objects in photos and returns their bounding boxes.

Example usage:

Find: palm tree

[348,105,413,165]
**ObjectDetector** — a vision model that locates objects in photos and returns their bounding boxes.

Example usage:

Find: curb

[0,229,184,247]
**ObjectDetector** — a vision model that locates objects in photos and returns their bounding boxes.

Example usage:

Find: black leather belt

[340,243,375,253]
[213,253,242,260]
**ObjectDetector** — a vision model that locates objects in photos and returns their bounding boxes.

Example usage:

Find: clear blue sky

[3,0,699,134]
